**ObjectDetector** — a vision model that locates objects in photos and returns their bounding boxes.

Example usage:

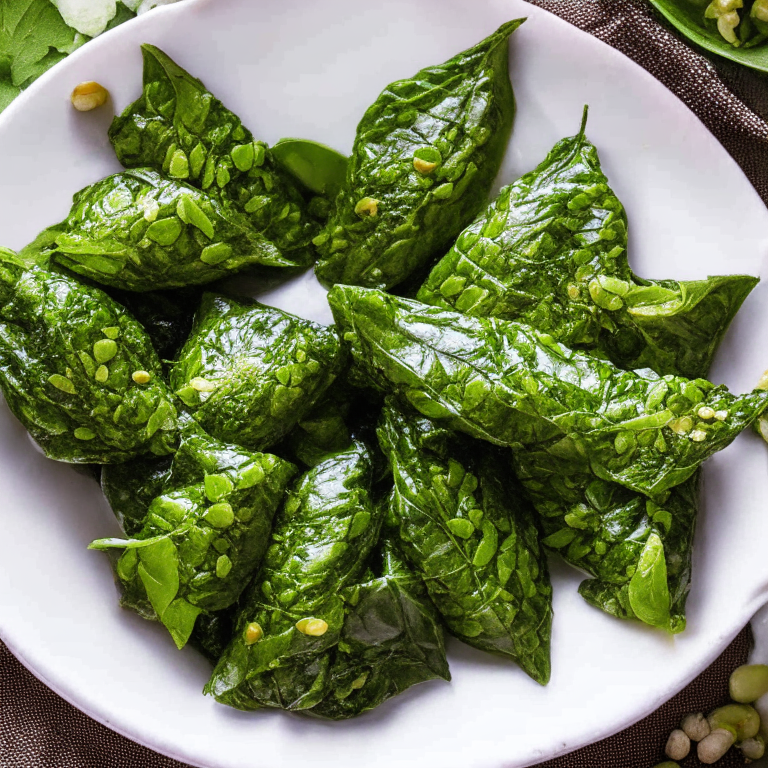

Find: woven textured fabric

[529,0,768,204]
[2,2,767,768]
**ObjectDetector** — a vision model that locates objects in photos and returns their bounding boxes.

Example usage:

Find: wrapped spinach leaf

[0,250,178,463]
[51,169,295,291]
[416,111,757,379]
[328,286,768,498]
[515,449,697,632]
[205,441,383,711]
[309,536,450,720]
[313,20,522,291]
[109,45,317,266]
[414,114,756,632]
[378,402,551,683]
[90,428,297,649]
[170,293,344,451]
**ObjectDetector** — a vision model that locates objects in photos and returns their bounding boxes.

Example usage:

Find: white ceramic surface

[1,1,768,767]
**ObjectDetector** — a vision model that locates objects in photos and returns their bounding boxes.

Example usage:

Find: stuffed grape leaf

[170,293,344,451]
[329,286,768,500]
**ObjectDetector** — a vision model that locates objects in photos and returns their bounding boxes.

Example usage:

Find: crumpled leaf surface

[0,248,178,462]
[109,44,318,266]
[313,20,522,291]
[205,441,383,710]
[170,292,344,451]
[377,402,552,683]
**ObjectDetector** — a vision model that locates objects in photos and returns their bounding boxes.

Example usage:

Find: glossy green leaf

[51,169,294,291]
[377,402,552,684]
[138,537,180,617]
[328,285,768,499]
[314,20,523,291]
[109,44,319,265]
[627,531,671,629]
[0,251,178,463]
[91,427,297,648]
[170,293,345,451]
[417,110,757,379]
[308,537,450,720]
[649,0,768,72]
[272,138,349,197]
[205,442,384,711]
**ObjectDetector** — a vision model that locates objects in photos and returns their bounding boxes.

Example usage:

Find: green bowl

[649,0,768,72]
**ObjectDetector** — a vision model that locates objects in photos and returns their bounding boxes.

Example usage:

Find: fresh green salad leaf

[328,286,768,499]
[313,20,522,291]
[378,402,552,683]
[0,0,83,111]
[649,0,768,73]
[417,110,757,379]
[0,249,178,462]
[205,441,383,710]
[170,293,344,451]
[109,44,318,266]
[91,427,297,648]
[51,169,293,290]
[308,536,450,720]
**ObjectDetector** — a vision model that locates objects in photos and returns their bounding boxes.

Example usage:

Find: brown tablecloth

[3,2,768,767]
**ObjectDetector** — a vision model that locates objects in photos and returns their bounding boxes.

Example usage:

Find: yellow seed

[296,617,328,636]
[142,199,160,222]
[354,197,380,217]
[190,377,216,392]
[715,410,728,421]
[132,370,151,385]
[413,157,437,174]
[94,365,109,383]
[670,416,693,436]
[567,284,580,299]
[244,622,263,645]
[71,81,109,112]
[697,406,715,420]
[689,429,707,442]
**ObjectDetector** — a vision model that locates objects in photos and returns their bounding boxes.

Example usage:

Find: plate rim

[1,2,768,767]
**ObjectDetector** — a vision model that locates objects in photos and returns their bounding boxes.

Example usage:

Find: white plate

[1,1,768,766]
